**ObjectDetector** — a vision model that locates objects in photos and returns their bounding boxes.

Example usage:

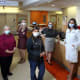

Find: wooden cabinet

[30,11,48,25]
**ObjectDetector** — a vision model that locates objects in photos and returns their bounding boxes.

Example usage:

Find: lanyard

[32,37,42,53]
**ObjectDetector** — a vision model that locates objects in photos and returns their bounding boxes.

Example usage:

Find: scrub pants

[0,56,13,80]
[29,60,45,80]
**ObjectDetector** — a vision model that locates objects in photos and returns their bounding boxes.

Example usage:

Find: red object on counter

[78,26,80,29]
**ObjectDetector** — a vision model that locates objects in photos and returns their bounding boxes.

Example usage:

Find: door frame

[50,15,57,29]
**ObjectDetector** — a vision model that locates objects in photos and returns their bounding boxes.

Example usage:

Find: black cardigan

[27,36,44,62]
[42,28,58,38]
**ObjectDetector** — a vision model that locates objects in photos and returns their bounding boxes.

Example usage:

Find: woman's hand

[72,45,75,47]
[23,32,25,35]
[40,52,45,57]
[57,39,60,44]
[5,50,13,54]
[5,47,16,54]
[56,35,60,39]
[41,34,46,38]
[14,47,16,51]
[5,50,10,53]
[64,42,66,44]
[56,35,60,44]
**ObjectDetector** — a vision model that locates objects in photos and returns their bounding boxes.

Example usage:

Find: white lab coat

[65,28,80,63]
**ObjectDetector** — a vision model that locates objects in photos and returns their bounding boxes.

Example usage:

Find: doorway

[50,15,57,29]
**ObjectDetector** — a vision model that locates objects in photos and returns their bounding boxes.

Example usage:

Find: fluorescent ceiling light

[0,7,20,13]
[56,11,63,14]
[51,4,55,7]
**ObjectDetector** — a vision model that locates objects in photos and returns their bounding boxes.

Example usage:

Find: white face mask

[32,22,37,25]
[21,22,26,26]
[4,30,10,34]
[69,23,74,28]
[48,24,53,29]
[33,32,40,37]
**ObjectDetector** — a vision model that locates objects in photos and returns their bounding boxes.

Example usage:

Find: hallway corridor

[0,49,56,80]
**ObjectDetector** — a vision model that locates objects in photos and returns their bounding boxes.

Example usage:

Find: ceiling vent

[0,0,19,6]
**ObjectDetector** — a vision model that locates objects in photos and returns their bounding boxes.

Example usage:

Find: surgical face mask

[33,32,40,37]
[69,23,74,28]
[32,22,36,25]
[48,24,53,29]
[21,22,26,26]
[4,30,10,34]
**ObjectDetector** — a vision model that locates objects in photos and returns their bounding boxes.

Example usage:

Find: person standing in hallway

[17,19,27,64]
[27,27,45,80]
[41,22,59,65]
[65,18,80,80]
[0,26,16,80]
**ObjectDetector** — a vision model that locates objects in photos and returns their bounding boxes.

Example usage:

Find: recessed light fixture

[0,1,18,6]
[56,11,63,14]
[51,4,55,7]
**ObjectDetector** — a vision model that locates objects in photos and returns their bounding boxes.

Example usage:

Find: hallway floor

[0,50,56,80]
[44,58,79,80]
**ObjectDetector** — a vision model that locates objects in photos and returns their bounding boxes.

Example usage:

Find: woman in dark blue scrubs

[27,27,45,80]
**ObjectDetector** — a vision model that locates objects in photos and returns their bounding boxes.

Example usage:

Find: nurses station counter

[14,29,80,77]
[26,27,80,77]
[42,37,80,77]
[52,39,80,77]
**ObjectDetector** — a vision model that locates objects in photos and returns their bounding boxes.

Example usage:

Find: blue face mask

[4,30,10,34]
[32,22,37,25]
[69,24,74,28]
[48,24,53,29]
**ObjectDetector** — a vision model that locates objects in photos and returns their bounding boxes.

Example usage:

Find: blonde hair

[4,25,10,29]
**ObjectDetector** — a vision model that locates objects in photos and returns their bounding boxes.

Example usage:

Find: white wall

[76,7,80,25]
[63,7,77,22]
[63,6,80,25]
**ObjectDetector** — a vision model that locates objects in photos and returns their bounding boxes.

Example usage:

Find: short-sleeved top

[42,28,58,38]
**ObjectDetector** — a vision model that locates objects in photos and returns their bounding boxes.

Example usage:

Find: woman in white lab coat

[65,18,80,80]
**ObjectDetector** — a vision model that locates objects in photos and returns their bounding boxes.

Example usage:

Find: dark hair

[68,18,77,29]
[48,21,52,24]
[32,22,37,25]
[32,27,40,32]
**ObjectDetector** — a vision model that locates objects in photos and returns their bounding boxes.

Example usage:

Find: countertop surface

[55,39,80,51]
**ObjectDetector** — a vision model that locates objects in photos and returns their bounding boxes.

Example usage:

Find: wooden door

[0,14,6,34]
[50,15,57,29]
